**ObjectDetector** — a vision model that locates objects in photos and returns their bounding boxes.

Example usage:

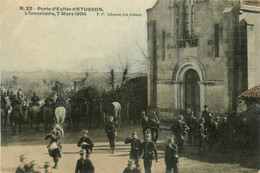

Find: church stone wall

[147,0,242,119]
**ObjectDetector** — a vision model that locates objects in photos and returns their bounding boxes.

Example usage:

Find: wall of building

[147,0,242,118]
[240,6,260,89]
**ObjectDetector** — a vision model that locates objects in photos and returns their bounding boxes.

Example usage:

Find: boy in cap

[44,162,52,173]
[123,159,141,173]
[15,155,30,173]
[140,134,158,173]
[105,116,119,154]
[165,137,178,173]
[29,160,41,173]
[77,129,94,158]
[75,149,95,173]
[124,131,142,168]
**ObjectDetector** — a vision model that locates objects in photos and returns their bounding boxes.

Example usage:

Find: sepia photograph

[1,0,260,172]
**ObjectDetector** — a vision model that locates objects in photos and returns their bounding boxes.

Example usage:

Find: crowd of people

[14,112,179,173]
[171,105,228,155]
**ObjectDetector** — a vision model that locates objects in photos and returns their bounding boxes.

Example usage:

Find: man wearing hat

[196,118,206,154]
[172,115,189,152]
[122,159,141,173]
[124,131,142,168]
[165,137,178,173]
[44,162,52,173]
[140,134,158,173]
[77,129,94,158]
[15,155,30,173]
[75,149,95,173]
[202,105,213,134]
[29,160,41,173]
[105,116,119,154]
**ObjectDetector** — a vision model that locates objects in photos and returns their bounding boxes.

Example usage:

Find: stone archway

[172,57,206,112]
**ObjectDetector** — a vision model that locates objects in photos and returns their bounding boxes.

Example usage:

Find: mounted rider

[55,93,66,109]
[31,91,40,107]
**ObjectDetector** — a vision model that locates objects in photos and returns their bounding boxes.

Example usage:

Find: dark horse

[28,106,42,131]
[42,105,54,131]
[9,106,23,135]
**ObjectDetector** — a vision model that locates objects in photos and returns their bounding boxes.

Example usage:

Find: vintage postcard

[1,0,259,173]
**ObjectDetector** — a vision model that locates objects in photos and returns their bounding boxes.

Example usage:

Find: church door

[184,69,200,112]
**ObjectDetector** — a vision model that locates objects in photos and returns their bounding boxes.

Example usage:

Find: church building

[146,0,260,118]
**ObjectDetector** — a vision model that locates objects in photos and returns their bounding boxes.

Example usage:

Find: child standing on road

[77,129,94,159]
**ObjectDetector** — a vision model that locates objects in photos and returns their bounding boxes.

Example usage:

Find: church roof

[239,84,260,99]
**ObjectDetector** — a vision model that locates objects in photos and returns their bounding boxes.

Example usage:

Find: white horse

[112,102,121,124]
[55,106,66,128]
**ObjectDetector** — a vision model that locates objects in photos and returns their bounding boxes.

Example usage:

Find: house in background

[146,0,260,118]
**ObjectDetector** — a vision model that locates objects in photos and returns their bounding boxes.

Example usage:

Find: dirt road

[1,141,258,173]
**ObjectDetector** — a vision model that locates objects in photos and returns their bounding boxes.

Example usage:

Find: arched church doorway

[184,69,200,113]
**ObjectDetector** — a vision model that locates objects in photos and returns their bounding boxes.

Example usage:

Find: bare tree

[118,55,134,86]
[108,63,116,92]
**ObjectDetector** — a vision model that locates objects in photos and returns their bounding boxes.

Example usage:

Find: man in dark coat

[105,116,119,154]
[124,131,142,168]
[202,105,213,134]
[122,159,141,173]
[186,111,197,145]
[75,149,95,173]
[17,88,24,103]
[140,134,158,173]
[197,118,206,154]
[55,94,66,108]
[148,111,160,144]
[31,92,40,106]
[165,137,179,173]
[183,107,191,123]
[77,130,94,158]
[172,115,189,152]
[209,117,219,151]
[15,155,30,173]
[141,111,149,140]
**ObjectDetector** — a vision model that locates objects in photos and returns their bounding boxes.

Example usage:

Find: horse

[42,105,54,131]
[112,102,121,124]
[28,106,42,131]
[9,106,23,135]
[55,106,66,128]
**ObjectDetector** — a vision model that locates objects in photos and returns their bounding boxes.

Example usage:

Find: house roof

[239,84,260,99]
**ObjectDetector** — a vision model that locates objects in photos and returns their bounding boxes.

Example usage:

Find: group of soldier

[172,105,226,154]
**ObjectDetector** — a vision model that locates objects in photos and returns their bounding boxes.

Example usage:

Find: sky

[0,0,157,73]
